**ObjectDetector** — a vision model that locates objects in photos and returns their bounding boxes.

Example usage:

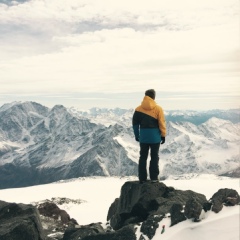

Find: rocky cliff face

[0,102,137,189]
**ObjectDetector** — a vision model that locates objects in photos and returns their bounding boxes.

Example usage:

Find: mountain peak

[204,117,232,127]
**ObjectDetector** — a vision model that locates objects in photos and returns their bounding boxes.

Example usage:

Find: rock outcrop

[34,199,79,240]
[184,197,203,222]
[38,201,77,225]
[107,181,207,230]
[105,181,239,240]
[210,188,240,213]
[62,222,105,240]
[63,224,137,240]
[0,200,45,240]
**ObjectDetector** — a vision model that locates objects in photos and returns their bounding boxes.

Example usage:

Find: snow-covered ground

[0,175,239,240]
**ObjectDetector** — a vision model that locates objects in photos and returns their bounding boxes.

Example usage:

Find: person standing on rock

[132,89,166,183]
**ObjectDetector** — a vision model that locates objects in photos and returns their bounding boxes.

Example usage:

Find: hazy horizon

[0,99,239,112]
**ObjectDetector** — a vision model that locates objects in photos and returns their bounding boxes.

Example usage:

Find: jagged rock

[63,222,105,240]
[108,181,167,230]
[140,215,164,239]
[108,181,207,230]
[81,224,136,240]
[38,201,77,225]
[184,197,203,221]
[170,203,186,226]
[62,223,136,240]
[139,235,147,240]
[152,188,206,216]
[212,199,223,213]
[32,200,79,239]
[0,200,45,240]
[107,198,119,221]
[210,188,240,213]
[203,202,212,212]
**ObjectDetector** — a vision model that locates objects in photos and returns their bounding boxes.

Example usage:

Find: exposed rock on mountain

[38,201,77,225]
[0,102,137,189]
[62,222,105,240]
[0,200,45,240]
[184,198,203,222]
[107,181,207,231]
[36,201,78,240]
[63,223,137,240]
[220,167,240,178]
[210,188,240,213]
[170,203,186,226]
[140,215,164,239]
[105,182,239,240]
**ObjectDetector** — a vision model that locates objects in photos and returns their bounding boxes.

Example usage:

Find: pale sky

[0,0,239,110]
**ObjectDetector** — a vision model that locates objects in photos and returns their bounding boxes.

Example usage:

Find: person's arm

[132,111,140,141]
[158,107,166,143]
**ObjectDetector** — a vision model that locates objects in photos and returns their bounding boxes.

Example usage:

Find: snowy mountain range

[0,101,239,189]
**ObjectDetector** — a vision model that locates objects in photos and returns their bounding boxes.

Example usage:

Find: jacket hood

[141,96,156,110]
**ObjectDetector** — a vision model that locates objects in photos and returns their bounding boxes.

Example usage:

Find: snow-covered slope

[160,119,239,177]
[0,175,239,240]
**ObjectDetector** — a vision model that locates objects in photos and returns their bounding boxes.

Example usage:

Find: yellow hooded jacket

[132,96,166,143]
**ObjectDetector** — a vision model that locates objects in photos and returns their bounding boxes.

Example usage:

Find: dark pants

[139,143,160,181]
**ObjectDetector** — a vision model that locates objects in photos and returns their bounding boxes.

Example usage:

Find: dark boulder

[81,224,136,240]
[63,222,105,240]
[203,202,212,212]
[154,189,207,216]
[63,224,136,240]
[35,200,78,239]
[140,214,164,239]
[170,203,186,226]
[184,197,203,222]
[211,199,223,213]
[210,188,240,213]
[108,181,207,230]
[0,200,45,240]
[108,181,168,230]
[38,201,77,225]
[107,198,119,221]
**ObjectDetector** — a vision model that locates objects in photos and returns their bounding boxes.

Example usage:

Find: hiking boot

[139,180,147,184]
[151,179,159,183]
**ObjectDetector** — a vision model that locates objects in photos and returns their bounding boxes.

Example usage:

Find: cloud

[0,0,239,109]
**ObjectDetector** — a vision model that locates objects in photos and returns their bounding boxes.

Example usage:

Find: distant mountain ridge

[165,109,240,125]
[69,107,239,127]
[0,101,239,189]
